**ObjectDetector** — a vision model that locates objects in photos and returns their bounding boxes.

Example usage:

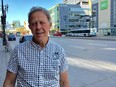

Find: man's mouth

[36,32,44,36]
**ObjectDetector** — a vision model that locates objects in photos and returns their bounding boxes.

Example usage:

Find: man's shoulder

[49,40,61,47]
[49,40,64,51]
[14,41,30,50]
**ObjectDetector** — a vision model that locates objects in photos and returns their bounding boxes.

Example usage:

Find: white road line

[103,48,116,51]
[70,46,94,50]
[89,43,107,46]
[70,46,85,49]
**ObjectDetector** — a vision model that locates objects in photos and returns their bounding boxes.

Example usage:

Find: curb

[50,36,116,41]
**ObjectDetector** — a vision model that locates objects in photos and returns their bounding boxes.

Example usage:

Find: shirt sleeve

[59,48,68,73]
[7,47,18,74]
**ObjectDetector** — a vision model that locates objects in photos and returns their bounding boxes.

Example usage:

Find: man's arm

[3,70,17,87]
[60,71,70,87]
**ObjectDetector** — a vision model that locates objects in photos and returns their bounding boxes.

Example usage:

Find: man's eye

[40,21,45,24]
[31,22,36,26]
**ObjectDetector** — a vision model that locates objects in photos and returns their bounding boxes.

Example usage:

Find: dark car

[8,34,16,41]
[19,35,33,43]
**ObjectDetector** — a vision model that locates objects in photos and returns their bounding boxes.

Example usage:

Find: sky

[3,0,62,25]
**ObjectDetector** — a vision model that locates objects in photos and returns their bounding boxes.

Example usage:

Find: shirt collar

[30,39,51,50]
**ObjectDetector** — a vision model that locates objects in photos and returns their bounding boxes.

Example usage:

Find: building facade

[63,0,81,4]
[97,0,116,36]
[110,0,116,28]
[98,0,110,28]
[49,5,60,33]
[49,3,91,34]
[63,0,92,14]
[92,0,98,30]
[59,4,83,32]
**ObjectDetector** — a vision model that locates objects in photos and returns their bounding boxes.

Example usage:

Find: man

[3,7,69,87]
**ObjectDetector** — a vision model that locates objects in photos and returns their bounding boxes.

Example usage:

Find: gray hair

[28,6,51,23]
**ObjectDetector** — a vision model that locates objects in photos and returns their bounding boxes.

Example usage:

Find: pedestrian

[3,6,69,87]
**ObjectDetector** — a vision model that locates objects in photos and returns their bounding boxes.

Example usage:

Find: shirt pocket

[52,59,60,71]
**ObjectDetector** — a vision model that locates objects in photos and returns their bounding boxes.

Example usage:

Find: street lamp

[1,0,8,45]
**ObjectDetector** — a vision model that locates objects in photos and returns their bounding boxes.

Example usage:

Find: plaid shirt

[7,40,68,87]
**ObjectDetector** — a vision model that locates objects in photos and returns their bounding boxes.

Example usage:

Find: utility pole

[1,0,8,45]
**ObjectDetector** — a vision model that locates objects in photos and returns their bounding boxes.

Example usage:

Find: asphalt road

[50,37,116,87]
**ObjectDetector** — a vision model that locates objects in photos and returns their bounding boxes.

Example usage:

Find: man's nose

[36,22,42,29]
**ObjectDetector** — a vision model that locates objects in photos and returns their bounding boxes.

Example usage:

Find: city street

[0,37,116,87]
[50,37,116,87]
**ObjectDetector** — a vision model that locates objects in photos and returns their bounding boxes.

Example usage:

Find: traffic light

[1,15,6,25]
[1,16,3,24]
[4,16,6,24]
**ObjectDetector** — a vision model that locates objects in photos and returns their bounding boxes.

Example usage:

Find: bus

[70,28,97,37]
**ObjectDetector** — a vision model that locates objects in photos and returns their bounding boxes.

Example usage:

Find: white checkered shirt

[7,40,68,87]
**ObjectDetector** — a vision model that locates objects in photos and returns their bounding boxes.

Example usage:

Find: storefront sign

[100,0,108,10]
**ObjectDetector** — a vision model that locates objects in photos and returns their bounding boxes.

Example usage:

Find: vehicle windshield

[9,34,15,37]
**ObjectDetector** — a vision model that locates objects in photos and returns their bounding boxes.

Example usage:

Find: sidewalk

[0,39,10,87]
[79,36,116,41]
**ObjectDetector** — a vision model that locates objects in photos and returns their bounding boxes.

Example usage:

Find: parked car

[19,35,33,43]
[8,34,16,41]
[53,32,62,36]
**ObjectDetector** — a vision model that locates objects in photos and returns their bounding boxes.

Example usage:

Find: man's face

[29,11,51,43]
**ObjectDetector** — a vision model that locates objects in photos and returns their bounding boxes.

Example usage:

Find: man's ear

[50,23,52,27]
